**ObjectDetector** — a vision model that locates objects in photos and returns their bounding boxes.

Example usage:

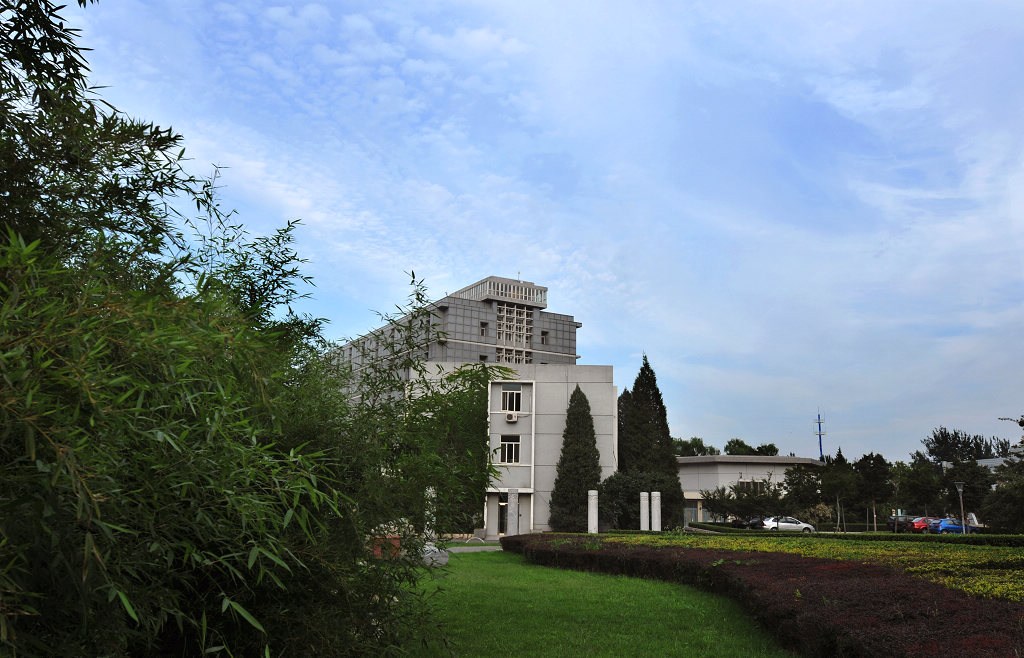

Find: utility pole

[815,412,826,461]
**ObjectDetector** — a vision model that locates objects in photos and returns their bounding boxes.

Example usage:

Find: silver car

[762,516,816,533]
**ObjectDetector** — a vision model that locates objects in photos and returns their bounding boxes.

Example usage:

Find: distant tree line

[700,426,1024,533]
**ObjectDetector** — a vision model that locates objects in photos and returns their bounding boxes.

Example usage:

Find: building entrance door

[498,492,508,535]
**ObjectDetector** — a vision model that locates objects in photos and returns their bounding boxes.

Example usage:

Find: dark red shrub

[500,534,1024,657]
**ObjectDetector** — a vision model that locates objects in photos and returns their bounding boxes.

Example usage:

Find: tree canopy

[617,355,676,476]
[723,438,779,456]
[673,436,721,456]
[921,427,1010,464]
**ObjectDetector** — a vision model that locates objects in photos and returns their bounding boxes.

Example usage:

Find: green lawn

[419,551,792,657]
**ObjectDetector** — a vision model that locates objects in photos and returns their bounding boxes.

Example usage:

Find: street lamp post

[954,482,966,536]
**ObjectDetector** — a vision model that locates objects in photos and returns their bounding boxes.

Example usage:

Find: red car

[911,516,938,533]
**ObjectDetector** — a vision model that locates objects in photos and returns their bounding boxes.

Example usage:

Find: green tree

[722,438,778,456]
[608,356,684,528]
[673,436,720,456]
[0,3,479,654]
[598,470,686,529]
[724,438,758,455]
[698,486,734,522]
[939,460,994,518]
[782,463,824,511]
[819,449,858,531]
[853,452,892,529]
[921,427,1010,464]
[549,386,602,532]
[617,355,676,477]
[981,416,1024,532]
[729,476,785,522]
[981,457,1024,532]
[898,454,944,515]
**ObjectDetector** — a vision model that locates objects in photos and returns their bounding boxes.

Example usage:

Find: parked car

[935,518,980,534]
[926,517,945,533]
[911,517,939,533]
[886,514,916,532]
[761,516,816,533]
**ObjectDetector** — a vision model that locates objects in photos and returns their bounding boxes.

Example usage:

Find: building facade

[677,454,823,522]
[485,364,617,537]
[343,276,618,538]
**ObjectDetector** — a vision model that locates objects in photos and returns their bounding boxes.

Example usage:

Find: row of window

[499,383,524,463]
[480,321,551,343]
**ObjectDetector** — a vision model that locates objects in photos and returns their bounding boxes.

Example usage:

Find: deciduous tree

[673,436,720,456]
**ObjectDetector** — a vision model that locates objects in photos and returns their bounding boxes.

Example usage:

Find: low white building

[677,454,822,522]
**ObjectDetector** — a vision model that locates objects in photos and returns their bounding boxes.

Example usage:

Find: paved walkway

[447,544,503,553]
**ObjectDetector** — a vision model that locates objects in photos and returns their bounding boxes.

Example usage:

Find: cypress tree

[607,355,686,528]
[619,355,676,477]
[549,385,602,531]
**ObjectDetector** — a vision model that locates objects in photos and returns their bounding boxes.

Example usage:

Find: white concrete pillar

[587,490,599,534]
[651,491,662,532]
[508,489,520,536]
[640,491,650,531]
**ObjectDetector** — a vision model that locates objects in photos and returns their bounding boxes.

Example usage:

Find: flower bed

[501,533,1024,657]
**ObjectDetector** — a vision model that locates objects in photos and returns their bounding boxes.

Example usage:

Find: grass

[603,532,1024,601]
[419,551,792,657]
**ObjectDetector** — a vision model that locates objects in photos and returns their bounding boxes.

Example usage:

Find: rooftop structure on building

[430,276,581,366]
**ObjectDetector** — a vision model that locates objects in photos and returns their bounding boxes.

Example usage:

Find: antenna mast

[815,411,826,460]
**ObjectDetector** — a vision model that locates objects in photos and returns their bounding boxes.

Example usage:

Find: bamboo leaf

[229,600,265,633]
[117,590,139,623]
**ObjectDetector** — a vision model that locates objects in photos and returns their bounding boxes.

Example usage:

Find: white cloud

[70,0,1024,460]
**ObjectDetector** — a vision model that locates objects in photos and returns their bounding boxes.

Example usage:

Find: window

[500,435,520,463]
[501,384,522,411]
[540,330,548,345]
[479,354,488,361]
[480,321,489,337]
[496,348,533,364]
[734,480,767,495]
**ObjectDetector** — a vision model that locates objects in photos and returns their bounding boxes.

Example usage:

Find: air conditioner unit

[505,412,519,423]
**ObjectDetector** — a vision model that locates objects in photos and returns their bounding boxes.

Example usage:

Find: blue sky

[72,1,1024,462]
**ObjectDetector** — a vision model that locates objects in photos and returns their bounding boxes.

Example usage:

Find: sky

[69,1,1024,462]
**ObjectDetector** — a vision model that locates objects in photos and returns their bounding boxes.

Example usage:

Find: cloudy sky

[71,1,1024,462]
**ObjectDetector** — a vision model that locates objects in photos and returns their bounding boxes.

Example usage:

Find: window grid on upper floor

[499,435,520,463]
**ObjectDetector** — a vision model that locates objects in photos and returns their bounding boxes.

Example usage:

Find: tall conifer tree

[618,355,676,477]
[549,386,601,531]
[602,355,685,528]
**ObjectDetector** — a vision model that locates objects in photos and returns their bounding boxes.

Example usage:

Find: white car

[761,516,815,533]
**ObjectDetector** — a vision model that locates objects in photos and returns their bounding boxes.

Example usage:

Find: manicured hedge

[501,533,1024,657]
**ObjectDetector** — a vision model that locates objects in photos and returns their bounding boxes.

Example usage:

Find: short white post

[640,491,650,531]
[507,489,520,536]
[651,491,662,532]
[588,489,599,534]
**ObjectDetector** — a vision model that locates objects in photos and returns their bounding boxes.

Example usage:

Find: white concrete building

[342,276,618,538]
[485,364,617,537]
[677,454,822,522]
